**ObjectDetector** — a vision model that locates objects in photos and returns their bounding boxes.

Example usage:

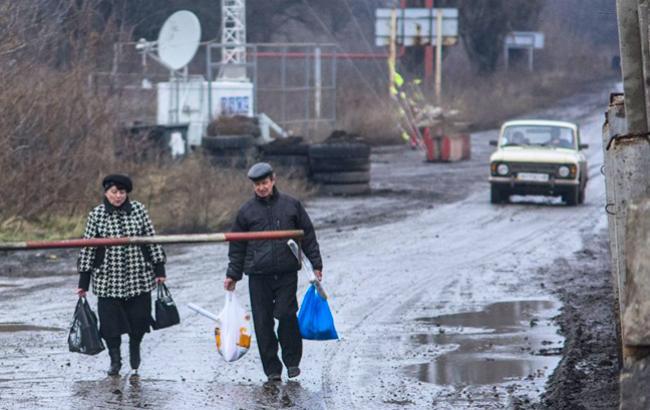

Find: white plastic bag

[287,239,328,300]
[215,291,252,362]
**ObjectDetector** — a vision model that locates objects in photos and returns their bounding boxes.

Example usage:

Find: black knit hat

[102,174,133,193]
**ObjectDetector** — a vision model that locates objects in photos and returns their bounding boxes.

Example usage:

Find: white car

[489,119,589,205]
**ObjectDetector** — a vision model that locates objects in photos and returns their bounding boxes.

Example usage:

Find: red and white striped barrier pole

[0,230,304,251]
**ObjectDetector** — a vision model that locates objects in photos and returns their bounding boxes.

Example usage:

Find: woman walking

[75,174,166,376]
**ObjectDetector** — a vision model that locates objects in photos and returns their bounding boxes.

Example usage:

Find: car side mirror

[579,143,589,150]
[489,140,498,146]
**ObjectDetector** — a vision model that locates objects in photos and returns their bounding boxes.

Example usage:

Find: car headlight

[497,164,509,176]
[558,165,570,178]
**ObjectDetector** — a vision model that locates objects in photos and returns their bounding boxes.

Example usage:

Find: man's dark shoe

[267,373,282,382]
[129,340,141,371]
[107,347,121,376]
[287,367,300,378]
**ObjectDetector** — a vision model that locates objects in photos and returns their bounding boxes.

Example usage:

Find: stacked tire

[202,134,256,168]
[258,137,310,178]
[309,142,371,195]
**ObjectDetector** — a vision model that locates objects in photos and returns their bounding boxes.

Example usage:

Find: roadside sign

[505,32,545,49]
[375,8,459,47]
[504,31,545,71]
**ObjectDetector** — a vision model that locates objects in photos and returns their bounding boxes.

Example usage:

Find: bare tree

[458,0,543,73]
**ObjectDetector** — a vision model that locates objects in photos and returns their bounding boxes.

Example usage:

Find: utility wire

[299,0,393,111]
[340,0,390,80]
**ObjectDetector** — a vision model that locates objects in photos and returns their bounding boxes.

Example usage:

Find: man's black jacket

[226,187,322,280]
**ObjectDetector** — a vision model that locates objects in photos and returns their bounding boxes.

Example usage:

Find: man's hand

[76,288,87,298]
[224,277,237,291]
[314,270,323,282]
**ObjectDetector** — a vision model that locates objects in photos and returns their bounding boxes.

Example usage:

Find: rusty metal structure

[0,230,304,251]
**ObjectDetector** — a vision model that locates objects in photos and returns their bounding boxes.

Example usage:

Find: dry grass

[0,2,313,242]
[136,155,313,234]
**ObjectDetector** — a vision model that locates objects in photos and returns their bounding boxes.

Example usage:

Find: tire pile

[258,137,310,178]
[202,134,256,168]
[309,132,371,196]
[201,121,372,196]
[202,116,259,168]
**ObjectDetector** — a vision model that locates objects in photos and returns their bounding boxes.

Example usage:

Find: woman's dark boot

[107,347,121,376]
[129,339,141,371]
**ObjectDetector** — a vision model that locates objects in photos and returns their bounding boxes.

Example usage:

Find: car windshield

[500,125,575,149]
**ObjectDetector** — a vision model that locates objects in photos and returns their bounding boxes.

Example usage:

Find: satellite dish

[157,10,201,70]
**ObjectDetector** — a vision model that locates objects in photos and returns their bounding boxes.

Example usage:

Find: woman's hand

[155,277,166,284]
[76,288,87,298]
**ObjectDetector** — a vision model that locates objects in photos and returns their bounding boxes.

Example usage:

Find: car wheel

[564,186,580,206]
[490,185,506,204]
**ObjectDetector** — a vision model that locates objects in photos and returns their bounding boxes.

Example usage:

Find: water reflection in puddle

[405,300,563,386]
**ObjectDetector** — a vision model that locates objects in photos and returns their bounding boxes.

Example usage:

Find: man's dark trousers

[248,272,302,376]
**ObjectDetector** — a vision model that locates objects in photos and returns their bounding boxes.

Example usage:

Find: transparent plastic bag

[215,291,252,362]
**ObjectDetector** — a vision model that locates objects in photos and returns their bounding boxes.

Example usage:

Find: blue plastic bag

[298,284,339,340]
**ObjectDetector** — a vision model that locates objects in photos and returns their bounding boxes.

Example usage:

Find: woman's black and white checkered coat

[77,199,166,298]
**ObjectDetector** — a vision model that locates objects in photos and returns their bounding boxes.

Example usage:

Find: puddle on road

[405,300,562,386]
[0,322,63,332]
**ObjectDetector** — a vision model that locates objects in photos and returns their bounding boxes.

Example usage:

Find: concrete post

[605,96,650,362]
[603,94,627,326]
[624,199,650,348]
[637,1,650,125]
[617,0,648,133]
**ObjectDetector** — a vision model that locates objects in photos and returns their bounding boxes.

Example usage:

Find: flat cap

[102,174,133,193]
[247,162,274,181]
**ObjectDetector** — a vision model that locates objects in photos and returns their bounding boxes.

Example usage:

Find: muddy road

[0,84,617,409]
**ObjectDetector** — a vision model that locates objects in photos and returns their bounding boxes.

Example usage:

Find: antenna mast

[220,0,247,79]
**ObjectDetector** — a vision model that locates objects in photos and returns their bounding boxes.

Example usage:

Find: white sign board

[375,8,459,47]
[505,32,545,49]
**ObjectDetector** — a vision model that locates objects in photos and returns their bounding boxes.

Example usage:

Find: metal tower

[220,0,247,79]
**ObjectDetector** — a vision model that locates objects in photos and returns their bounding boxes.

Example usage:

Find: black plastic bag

[153,283,180,330]
[68,297,105,355]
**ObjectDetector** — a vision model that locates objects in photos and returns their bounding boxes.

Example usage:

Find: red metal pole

[0,230,304,251]
[424,0,434,83]
[253,51,391,60]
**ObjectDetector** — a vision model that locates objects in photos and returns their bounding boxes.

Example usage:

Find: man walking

[224,162,322,382]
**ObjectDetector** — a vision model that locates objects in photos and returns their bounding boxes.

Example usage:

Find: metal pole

[281,46,287,126]
[253,44,258,115]
[638,1,650,125]
[504,40,510,71]
[314,47,322,121]
[207,44,213,122]
[332,50,338,128]
[0,230,305,251]
[389,8,397,96]
[528,46,534,72]
[435,9,443,105]
[305,46,310,136]
[617,0,648,133]
[424,0,434,84]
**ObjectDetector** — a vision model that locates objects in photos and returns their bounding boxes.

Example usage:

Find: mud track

[0,83,619,409]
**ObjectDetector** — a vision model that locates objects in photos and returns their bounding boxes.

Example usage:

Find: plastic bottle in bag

[214,291,252,362]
